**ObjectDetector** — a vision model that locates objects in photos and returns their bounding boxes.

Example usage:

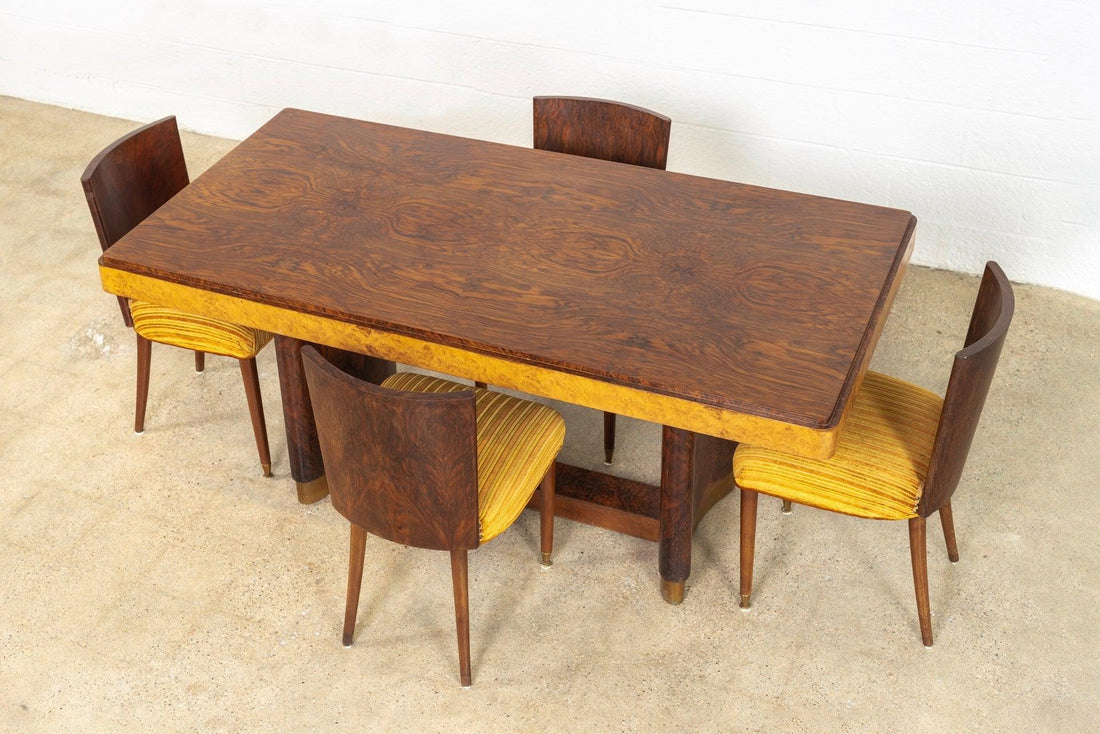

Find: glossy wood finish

[450,549,472,687]
[533,96,670,169]
[659,427,695,603]
[940,500,960,563]
[275,334,394,502]
[530,463,659,540]
[737,262,1014,644]
[82,116,188,327]
[239,357,272,477]
[528,433,735,553]
[135,335,152,433]
[909,516,933,646]
[343,523,367,647]
[739,488,758,609]
[301,346,556,685]
[83,116,272,475]
[603,412,617,464]
[100,108,914,439]
[534,96,671,465]
[301,346,480,552]
[540,464,556,566]
[99,108,915,598]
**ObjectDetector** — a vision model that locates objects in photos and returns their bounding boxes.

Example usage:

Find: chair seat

[733,371,944,520]
[381,372,566,542]
[129,300,273,359]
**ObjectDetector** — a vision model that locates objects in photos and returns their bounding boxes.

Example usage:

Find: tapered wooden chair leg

[450,549,472,687]
[239,357,272,477]
[781,499,793,514]
[135,334,152,434]
[739,487,759,610]
[343,524,367,647]
[540,463,556,567]
[603,411,617,465]
[939,501,959,563]
[909,516,933,646]
[194,350,205,373]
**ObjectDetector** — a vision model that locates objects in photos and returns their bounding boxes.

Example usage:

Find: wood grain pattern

[659,426,695,602]
[300,346,480,551]
[82,115,188,327]
[533,96,671,464]
[100,108,915,434]
[275,334,395,493]
[534,96,670,169]
[302,346,558,682]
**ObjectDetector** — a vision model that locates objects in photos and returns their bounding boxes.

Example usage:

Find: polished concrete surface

[1,96,1098,732]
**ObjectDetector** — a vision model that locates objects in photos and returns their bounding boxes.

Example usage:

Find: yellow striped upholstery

[733,371,944,520]
[129,300,273,359]
[381,372,566,542]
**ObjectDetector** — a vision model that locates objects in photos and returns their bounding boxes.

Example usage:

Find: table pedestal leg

[274,335,395,503]
[658,426,737,604]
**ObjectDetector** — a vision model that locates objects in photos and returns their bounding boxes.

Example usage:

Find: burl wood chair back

[532,95,671,465]
[81,116,189,327]
[533,96,670,170]
[81,117,273,476]
[919,262,1015,517]
[302,347,564,686]
[302,347,479,552]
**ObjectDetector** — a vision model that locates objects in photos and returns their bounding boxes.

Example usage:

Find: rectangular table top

[100,108,915,456]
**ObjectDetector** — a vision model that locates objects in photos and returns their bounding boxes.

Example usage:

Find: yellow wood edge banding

[100,267,840,458]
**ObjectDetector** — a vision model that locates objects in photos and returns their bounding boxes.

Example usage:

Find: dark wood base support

[527,428,736,604]
[275,334,395,504]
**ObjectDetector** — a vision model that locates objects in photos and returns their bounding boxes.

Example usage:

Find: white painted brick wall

[3,0,1097,299]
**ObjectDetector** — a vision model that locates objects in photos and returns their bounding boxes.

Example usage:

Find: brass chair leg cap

[740,594,752,610]
[540,552,553,568]
[262,463,272,478]
[661,579,685,604]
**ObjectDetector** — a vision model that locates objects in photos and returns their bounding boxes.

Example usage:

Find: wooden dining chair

[81,116,274,476]
[301,348,565,687]
[734,262,1014,646]
[523,96,671,465]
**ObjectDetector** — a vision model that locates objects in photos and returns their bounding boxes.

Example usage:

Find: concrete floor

[1,95,1098,732]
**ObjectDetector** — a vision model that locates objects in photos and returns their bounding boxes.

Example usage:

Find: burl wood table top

[101,108,915,451]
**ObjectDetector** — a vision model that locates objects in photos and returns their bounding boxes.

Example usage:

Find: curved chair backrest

[301,347,480,551]
[80,116,189,326]
[919,262,1015,516]
[533,96,671,170]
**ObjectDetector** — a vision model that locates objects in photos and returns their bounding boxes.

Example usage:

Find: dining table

[98,107,916,603]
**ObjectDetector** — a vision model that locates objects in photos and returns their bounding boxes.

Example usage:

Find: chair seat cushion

[733,371,944,520]
[381,372,566,542]
[129,300,273,359]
